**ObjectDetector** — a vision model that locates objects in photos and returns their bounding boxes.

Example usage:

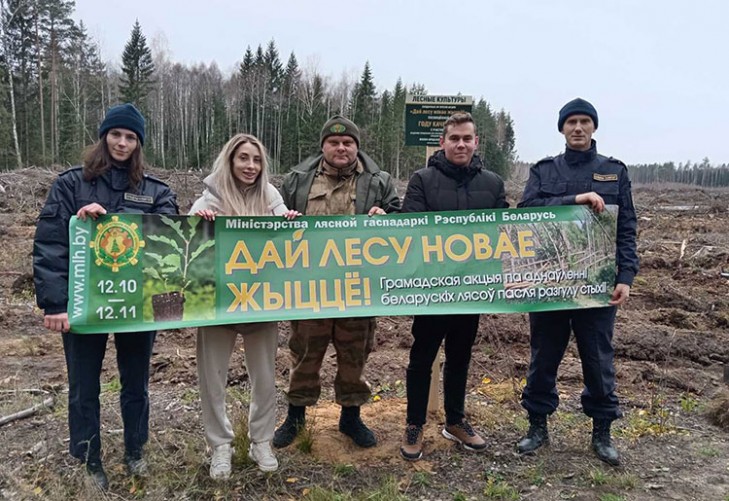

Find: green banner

[67,206,618,333]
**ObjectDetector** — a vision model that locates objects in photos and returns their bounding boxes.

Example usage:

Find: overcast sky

[73,0,728,165]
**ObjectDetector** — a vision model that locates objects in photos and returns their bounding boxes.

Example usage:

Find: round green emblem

[90,215,145,272]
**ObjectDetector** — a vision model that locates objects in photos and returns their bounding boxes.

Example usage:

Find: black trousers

[521,306,621,420]
[406,314,480,426]
[62,331,156,463]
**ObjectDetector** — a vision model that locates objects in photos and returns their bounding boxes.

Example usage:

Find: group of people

[33,97,637,490]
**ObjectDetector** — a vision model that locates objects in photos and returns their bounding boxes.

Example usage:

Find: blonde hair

[207,134,272,216]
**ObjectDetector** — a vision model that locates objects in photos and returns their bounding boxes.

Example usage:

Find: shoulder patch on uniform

[593,173,618,182]
[533,156,554,166]
[144,174,170,187]
[58,166,83,177]
[607,156,627,168]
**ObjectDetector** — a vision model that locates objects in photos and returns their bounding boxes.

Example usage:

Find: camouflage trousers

[285,317,376,407]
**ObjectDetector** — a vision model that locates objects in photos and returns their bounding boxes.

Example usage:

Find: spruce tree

[119,20,155,109]
[351,61,376,151]
[352,61,376,128]
[280,51,301,168]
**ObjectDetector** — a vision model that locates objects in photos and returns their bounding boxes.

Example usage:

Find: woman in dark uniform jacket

[33,103,178,490]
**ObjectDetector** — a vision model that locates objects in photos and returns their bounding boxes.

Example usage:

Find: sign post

[405,94,473,147]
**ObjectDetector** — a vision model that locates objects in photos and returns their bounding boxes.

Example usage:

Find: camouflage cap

[320,115,360,148]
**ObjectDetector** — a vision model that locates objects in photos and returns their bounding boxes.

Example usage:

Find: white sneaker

[248,441,278,472]
[209,443,233,480]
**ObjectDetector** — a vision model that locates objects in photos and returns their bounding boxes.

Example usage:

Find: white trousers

[196,322,278,447]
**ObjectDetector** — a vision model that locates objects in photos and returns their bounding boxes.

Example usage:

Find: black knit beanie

[320,115,360,147]
[558,98,598,132]
[99,103,146,145]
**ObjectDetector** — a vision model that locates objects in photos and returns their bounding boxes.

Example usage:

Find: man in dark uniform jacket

[515,98,638,466]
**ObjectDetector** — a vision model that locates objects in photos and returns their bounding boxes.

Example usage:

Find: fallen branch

[0,396,54,427]
[0,388,48,395]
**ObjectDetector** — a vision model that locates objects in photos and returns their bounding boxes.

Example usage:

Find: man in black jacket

[515,98,638,466]
[399,112,508,461]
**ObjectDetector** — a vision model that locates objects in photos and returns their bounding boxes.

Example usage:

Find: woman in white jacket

[190,133,297,479]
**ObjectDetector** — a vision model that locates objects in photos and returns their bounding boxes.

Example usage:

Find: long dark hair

[82,133,146,189]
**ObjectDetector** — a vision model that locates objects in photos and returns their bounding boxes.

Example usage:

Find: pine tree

[58,21,106,164]
[280,51,301,168]
[391,78,407,178]
[352,61,376,127]
[299,72,327,157]
[4,0,38,166]
[119,20,155,109]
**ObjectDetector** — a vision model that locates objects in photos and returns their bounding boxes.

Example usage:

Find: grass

[359,476,408,501]
[586,469,638,490]
[333,463,356,477]
[410,471,431,488]
[227,388,256,469]
[304,486,353,501]
[0,379,721,500]
[227,386,251,406]
[698,445,720,457]
[296,416,316,454]
[101,377,122,393]
[679,392,699,413]
[622,406,677,438]
[589,468,609,486]
[524,461,546,487]
[483,476,519,500]
[180,387,199,404]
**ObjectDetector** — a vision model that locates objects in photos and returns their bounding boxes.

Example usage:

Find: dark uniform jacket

[33,166,179,314]
[280,151,401,215]
[402,150,508,213]
[518,140,638,286]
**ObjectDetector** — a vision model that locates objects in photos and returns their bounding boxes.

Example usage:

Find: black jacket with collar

[402,150,508,213]
[517,140,639,286]
[33,165,179,314]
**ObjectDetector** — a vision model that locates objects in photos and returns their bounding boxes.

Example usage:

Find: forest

[2,0,728,188]
[0,0,516,179]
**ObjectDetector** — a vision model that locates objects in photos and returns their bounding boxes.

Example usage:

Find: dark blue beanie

[557,98,598,132]
[99,103,145,146]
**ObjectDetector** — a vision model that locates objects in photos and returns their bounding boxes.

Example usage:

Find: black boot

[124,449,149,477]
[272,404,306,448]
[516,413,549,454]
[339,406,377,448]
[592,419,620,466]
[85,461,109,491]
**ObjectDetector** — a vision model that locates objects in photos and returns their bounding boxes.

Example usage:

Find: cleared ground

[0,168,728,500]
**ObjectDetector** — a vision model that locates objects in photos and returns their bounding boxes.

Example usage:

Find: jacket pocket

[39,202,59,218]
[121,200,153,214]
[591,181,619,196]
[541,182,567,195]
